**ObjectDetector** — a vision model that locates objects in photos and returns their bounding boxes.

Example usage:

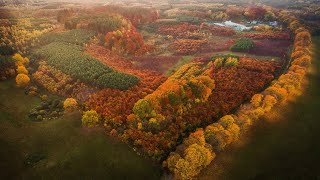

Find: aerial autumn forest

[0,0,319,179]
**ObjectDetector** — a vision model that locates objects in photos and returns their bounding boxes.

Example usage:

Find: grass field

[0,80,161,179]
[199,37,320,179]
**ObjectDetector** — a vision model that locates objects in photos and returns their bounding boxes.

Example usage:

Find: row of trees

[0,19,56,55]
[32,61,95,102]
[163,12,312,180]
[13,53,30,87]
[34,42,139,90]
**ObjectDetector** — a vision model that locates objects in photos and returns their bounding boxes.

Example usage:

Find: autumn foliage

[164,13,313,179]
[16,74,30,87]
[172,39,208,55]
[105,29,151,56]
[82,110,100,128]
[63,98,78,112]
[158,23,198,37]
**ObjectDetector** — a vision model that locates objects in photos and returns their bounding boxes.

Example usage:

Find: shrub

[230,38,254,52]
[219,115,235,129]
[63,98,78,112]
[82,110,100,128]
[164,129,215,180]
[88,15,127,34]
[16,74,30,87]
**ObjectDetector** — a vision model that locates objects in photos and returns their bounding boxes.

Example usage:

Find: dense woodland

[0,0,317,179]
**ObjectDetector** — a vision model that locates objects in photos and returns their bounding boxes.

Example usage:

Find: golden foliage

[15,74,30,87]
[82,110,100,128]
[16,65,28,74]
[12,53,29,66]
[63,98,78,112]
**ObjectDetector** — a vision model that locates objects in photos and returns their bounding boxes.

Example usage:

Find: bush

[230,38,254,52]
[63,98,78,112]
[16,74,30,87]
[82,110,100,128]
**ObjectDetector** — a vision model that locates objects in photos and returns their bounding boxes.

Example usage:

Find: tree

[133,99,154,120]
[184,144,214,170]
[16,74,30,87]
[226,7,243,20]
[251,94,264,108]
[295,31,311,47]
[219,115,235,129]
[244,6,267,20]
[262,95,277,112]
[174,159,195,180]
[225,57,238,67]
[16,65,28,74]
[63,98,78,112]
[12,53,29,66]
[82,110,100,128]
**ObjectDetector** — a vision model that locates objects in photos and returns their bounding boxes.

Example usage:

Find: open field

[0,80,161,179]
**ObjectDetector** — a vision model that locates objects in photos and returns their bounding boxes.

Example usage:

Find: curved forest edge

[162,10,313,180]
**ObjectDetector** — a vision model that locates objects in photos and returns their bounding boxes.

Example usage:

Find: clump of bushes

[29,98,64,121]
[230,38,254,52]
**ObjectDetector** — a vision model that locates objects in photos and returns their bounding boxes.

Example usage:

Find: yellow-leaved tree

[16,65,28,74]
[82,110,100,128]
[16,74,30,87]
[63,98,78,112]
